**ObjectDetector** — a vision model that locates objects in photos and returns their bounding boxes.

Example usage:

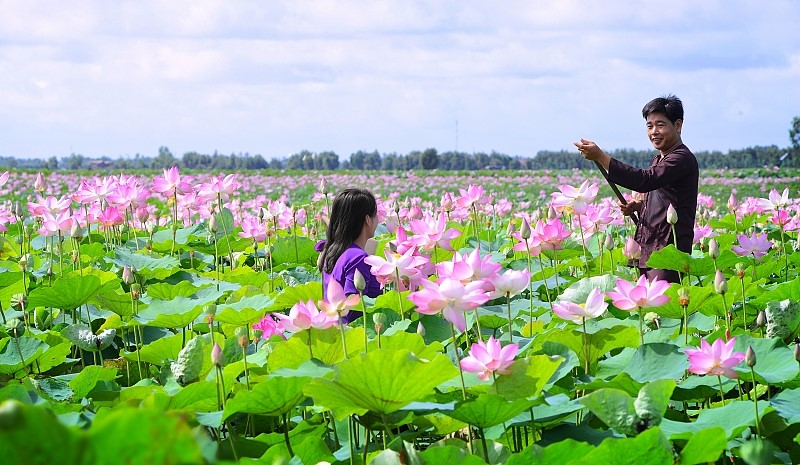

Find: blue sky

[1,0,798,160]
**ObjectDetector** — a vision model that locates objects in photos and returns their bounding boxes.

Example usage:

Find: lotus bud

[130,283,141,301]
[211,343,224,367]
[13,200,24,218]
[209,215,218,233]
[666,204,678,225]
[519,218,532,240]
[604,233,615,251]
[235,327,249,348]
[714,270,727,295]
[678,287,690,307]
[18,254,28,271]
[46,265,53,277]
[623,237,641,261]
[735,262,746,279]
[794,344,800,362]
[70,222,83,240]
[745,346,757,367]
[756,310,766,328]
[34,172,46,192]
[204,304,217,325]
[319,177,329,195]
[372,312,387,333]
[122,266,135,285]
[353,269,366,292]
[547,205,557,220]
[506,219,516,236]
[708,239,719,259]
[727,193,739,214]
[417,322,426,337]
[725,328,731,341]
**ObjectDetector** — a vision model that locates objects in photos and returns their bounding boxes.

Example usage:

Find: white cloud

[0,0,798,159]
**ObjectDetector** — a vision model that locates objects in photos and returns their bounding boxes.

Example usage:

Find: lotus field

[2,168,800,465]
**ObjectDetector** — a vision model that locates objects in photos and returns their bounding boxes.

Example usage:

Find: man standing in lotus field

[575,94,699,283]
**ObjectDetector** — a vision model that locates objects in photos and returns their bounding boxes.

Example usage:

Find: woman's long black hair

[319,188,377,274]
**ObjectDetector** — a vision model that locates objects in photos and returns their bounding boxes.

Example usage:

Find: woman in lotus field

[315,188,383,322]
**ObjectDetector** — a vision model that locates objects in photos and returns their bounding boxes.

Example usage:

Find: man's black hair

[642,94,684,124]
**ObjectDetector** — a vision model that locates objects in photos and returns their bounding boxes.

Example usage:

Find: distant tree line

[1,117,798,172]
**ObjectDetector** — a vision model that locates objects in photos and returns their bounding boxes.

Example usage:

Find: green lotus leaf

[123,331,190,366]
[568,427,673,465]
[419,445,487,465]
[373,290,415,316]
[558,274,618,303]
[69,365,118,399]
[168,381,219,412]
[271,235,317,268]
[215,294,274,325]
[646,245,714,277]
[0,400,83,463]
[367,331,443,361]
[492,355,564,400]
[223,375,308,419]
[87,407,208,465]
[135,295,218,328]
[221,266,272,288]
[33,377,73,401]
[446,393,536,428]
[268,281,322,312]
[624,343,689,383]
[110,249,182,281]
[506,439,594,465]
[534,323,639,374]
[304,348,458,420]
[91,290,138,318]
[732,335,799,384]
[0,336,48,375]
[28,275,116,310]
[581,380,675,436]
[769,388,800,425]
[658,284,719,319]
[31,331,73,373]
[146,281,205,300]
[676,426,728,465]
[659,400,769,440]
[152,223,206,246]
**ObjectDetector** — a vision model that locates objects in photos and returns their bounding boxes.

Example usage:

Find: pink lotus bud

[211,343,224,367]
[122,265,135,285]
[135,207,149,223]
[34,172,47,192]
[209,215,218,233]
[353,269,366,292]
[666,204,678,225]
[319,176,329,195]
[714,270,727,295]
[604,233,615,250]
[519,218,532,240]
[755,310,766,328]
[623,237,641,260]
[727,193,739,213]
[708,239,720,259]
[417,322,426,337]
[745,346,757,367]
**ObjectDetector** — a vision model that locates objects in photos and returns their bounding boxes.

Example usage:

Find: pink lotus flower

[73,177,119,206]
[460,336,518,381]
[39,211,76,237]
[238,216,267,243]
[28,195,72,217]
[756,187,790,211]
[550,180,599,215]
[489,269,531,299]
[533,217,572,251]
[408,277,490,332]
[408,212,461,252]
[731,232,773,261]
[253,315,285,340]
[0,171,10,187]
[456,184,491,209]
[552,287,608,324]
[98,206,125,229]
[685,337,745,379]
[199,174,241,201]
[436,249,502,292]
[622,237,641,261]
[318,279,361,318]
[274,300,338,333]
[607,275,671,312]
[153,166,194,195]
[364,247,427,291]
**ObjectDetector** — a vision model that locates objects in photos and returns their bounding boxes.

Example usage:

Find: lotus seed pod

[235,327,249,348]
[735,262,746,279]
[204,304,217,316]
[678,288,690,307]
[708,239,720,259]
[373,312,387,332]
[130,283,141,301]
[353,269,366,292]
[714,270,728,295]
[519,218,532,240]
[756,310,766,328]
[745,346,757,367]
[211,343,224,367]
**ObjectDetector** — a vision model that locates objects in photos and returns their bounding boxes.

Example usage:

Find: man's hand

[573,138,611,170]
[619,200,642,217]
